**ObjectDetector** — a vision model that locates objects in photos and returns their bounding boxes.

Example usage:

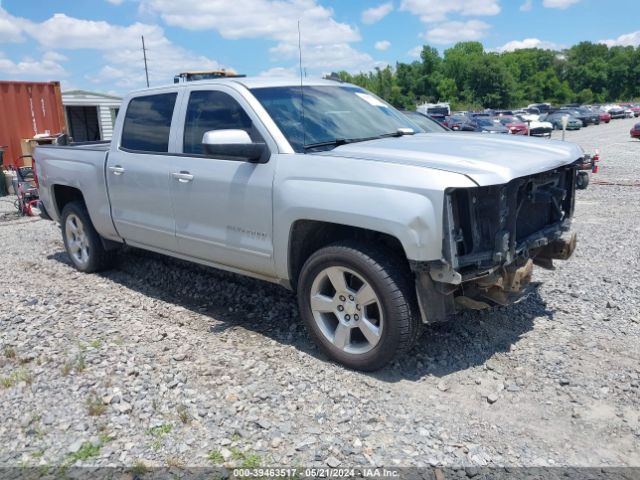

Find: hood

[315,133,583,186]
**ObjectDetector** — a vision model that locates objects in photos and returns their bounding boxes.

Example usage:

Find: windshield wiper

[303,128,415,151]
[303,138,348,150]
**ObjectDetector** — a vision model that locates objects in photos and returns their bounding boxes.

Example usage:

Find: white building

[62,90,122,142]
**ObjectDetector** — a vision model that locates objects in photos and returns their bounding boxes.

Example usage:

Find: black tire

[297,241,420,371]
[61,201,115,273]
[576,171,590,190]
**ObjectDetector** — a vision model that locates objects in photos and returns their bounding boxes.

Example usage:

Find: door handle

[172,171,194,183]
[109,165,125,175]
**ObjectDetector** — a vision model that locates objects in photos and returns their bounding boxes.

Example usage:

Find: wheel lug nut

[337,305,344,312]
[354,314,359,321]
[356,304,361,311]
[339,295,346,302]
[348,295,354,301]
[345,314,350,321]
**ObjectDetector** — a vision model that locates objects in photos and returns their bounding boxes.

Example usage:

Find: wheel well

[52,185,85,216]
[288,220,408,288]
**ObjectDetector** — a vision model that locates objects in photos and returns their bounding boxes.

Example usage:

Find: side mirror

[202,130,267,163]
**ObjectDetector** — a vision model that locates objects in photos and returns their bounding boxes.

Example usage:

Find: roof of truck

[129,77,345,95]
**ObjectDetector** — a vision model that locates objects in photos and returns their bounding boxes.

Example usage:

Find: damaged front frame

[412,164,578,324]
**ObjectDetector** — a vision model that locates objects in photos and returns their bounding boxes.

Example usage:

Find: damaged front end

[414,163,578,323]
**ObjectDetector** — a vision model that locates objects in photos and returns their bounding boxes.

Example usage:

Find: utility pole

[142,35,150,88]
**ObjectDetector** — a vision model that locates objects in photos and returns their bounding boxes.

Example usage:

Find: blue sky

[1,0,639,95]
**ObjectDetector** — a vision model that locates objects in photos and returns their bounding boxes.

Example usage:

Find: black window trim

[118,91,179,155]
[178,87,272,160]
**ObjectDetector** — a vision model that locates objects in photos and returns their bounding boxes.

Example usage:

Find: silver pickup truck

[35,78,580,371]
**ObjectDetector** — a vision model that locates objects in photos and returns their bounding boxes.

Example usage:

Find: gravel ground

[1,117,639,472]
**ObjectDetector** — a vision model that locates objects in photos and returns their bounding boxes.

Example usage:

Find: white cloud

[362,2,393,24]
[399,0,500,23]
[542,0,580,8]
[140,0,377,74]
[0,51,67,77]
[106,0,125,4]
[0,8,26,42]
[374,40,391,51]
[407,45,423,58]
[520,0,533,12]
[423,20,491,45]
[0,10,222,89]
[599,31,640,48]
[495,38,562,52]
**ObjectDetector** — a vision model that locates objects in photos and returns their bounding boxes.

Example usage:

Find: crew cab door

[107,92,181,251]
[170,86,276,277]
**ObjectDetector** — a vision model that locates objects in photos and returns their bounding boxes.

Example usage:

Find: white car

[516,115,553,138]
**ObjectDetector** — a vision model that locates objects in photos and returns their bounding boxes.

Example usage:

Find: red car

[631,123,640,139]
[498,116,529,135]
[599,111,611,123]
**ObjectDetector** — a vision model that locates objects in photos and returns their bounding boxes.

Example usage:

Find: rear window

[121,93,177,152]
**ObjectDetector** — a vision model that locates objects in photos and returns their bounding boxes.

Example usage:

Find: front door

[170,88,275,277]
[106,92,179,252]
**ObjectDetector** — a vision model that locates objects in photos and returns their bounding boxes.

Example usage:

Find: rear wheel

[61,202,115,272]
[297,242,420,371]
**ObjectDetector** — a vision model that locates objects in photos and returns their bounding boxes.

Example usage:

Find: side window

[183,90,259,155]
[121,93,177,152]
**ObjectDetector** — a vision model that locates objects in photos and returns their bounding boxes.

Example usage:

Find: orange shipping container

[0,80,66,168]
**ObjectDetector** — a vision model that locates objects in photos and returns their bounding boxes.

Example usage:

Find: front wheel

[297,242,420,371]
[61,201,115,272]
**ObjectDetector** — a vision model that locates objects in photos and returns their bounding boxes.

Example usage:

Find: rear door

[106,91,181,251]
[169,86,276,277]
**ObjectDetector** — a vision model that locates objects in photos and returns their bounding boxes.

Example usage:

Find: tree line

[334,41,640,110]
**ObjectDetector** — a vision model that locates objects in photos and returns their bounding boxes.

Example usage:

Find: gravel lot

[1,118,639,471]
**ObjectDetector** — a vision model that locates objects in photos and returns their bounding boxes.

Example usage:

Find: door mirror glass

[202,129,267,162]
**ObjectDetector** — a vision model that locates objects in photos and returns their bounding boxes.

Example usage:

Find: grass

[86,395,106,416]
[67,442,100,463]
[89,339,101,349]
[130,460,148,476]
[207,450,224,464]
[3,346,16,359]
[1,369,34,388]
[148,423,172,451]
[62,353,86,375]
[148,424,173,437]
[31,449,45,459]
[176,404,191,424]
[229,447,262,468]
[166,456,183,468]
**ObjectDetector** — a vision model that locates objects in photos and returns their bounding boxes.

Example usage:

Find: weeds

[86,395,106,416]
[67,442,100,463]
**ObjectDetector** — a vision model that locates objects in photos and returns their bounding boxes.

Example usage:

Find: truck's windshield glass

[251,85,419,152]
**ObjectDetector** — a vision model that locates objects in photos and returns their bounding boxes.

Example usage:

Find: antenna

[298,20,306,148]
[142,35,150,88]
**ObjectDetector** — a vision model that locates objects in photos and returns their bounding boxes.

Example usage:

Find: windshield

[251,85,418,152]
[476,118,495,127]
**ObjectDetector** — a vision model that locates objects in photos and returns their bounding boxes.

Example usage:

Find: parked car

[602,105,626,119]
[401,111,450,133]
[555,108,598,126]
[631,122,640,139]
[515,115,553,138]
[542,112,583,130]
[598,110,611,123]
[497,116,528,135]
[444,114,476,131]
[528,103,552,114]
[472,117,510,134]
[34,78,580,371]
